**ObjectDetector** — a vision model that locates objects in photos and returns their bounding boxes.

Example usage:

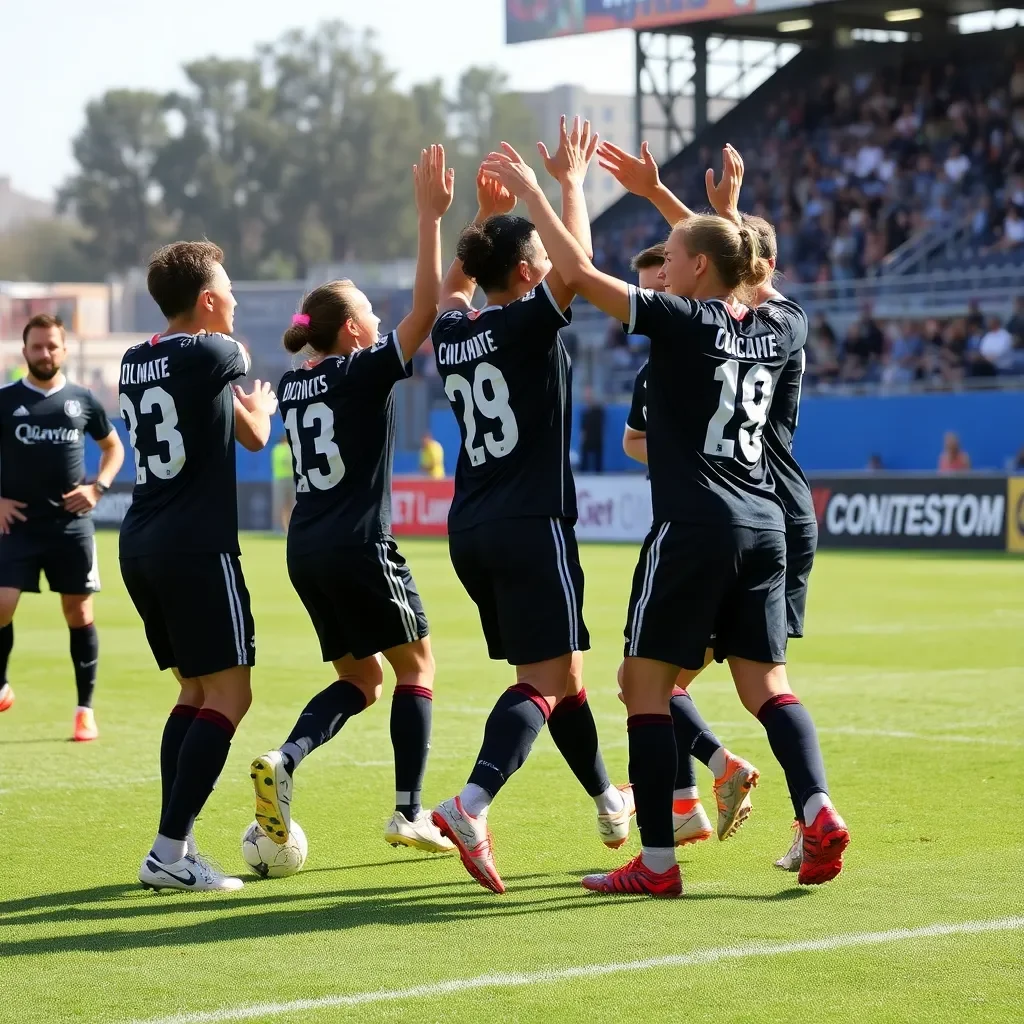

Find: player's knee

[564,651,584,696]
[384,639,435,690]
[60,595,93,629]
[341,657,385,707]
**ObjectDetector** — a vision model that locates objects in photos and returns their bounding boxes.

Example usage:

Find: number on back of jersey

[444,361,519,467]
[120,387,186,484]
[283,403,346,492]
[704,360,774,464]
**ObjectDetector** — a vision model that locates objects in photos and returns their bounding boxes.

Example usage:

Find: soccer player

[250,145,455,856]
[0,314,124,740]
[120,240,278,892]
[430,118,632,895]
[483,141,849,897]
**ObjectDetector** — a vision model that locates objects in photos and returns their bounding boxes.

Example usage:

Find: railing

[880,221,970,277]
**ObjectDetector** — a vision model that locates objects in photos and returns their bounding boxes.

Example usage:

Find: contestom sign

[812,476,1007,550]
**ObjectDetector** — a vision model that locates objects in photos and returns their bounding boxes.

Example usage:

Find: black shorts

[287,537,428,662]
[449,516,589,665]
[120,552,255,678]
[625,521,787,670]
[0,526,100,595]
[785,520,817,639]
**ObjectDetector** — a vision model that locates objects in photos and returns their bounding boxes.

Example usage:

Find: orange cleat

[0,683,13,712]
[432,796,505,894]
[799,806,850,885]
[673,799,714,846]
[582,854,682,898]
[73,707,99,742]
[712,753,759,840]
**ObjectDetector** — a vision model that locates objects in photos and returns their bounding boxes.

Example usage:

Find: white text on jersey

[281,375,329,403]
[715,330,778,361]
[437,330,497,366]
[121,357,170,385]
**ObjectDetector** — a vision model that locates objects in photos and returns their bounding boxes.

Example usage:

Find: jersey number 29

[444,362,519,467]
[704,360,774,464]
[283,403,345,493]
[119,388,185,485]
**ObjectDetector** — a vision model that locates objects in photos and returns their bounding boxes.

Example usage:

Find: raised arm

[483,144,630,325]
[396,145,455,361]
[598,140,693,227]
[705,144,744,227]
[439,167,517,314]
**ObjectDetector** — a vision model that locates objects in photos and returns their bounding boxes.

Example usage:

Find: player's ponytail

[736,224,772,291]
[456,215,537,294]
[674,215,770,295]
[283,281,358,355]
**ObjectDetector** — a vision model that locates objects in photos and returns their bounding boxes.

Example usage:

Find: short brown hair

[630,243,666,272]
[147,241,225,319]
[283,281,359,355]
[22,313,65,345]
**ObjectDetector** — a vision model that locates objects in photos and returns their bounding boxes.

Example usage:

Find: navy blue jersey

[626,361,648,432]
[0,379,112,532]
[279,331,411,552]
[118,332,249,556]
[627,287,807,530]
[432,281,576,530]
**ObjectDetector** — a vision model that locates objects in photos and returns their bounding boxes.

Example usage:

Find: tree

[0,219,99,282]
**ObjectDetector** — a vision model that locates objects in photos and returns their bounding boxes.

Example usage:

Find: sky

[1,0,635,201]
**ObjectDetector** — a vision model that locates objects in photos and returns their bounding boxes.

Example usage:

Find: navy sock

[757,694,829,810]
[548,688,612,798]
[69,623,99,708]
[282,680,367,773]
[159,709,235,842]
[0,622,13,684]
[391,684,433,818]
[467,684,549,798]
[160,704,199,824]
[627,714,676,849]
[670,688,722,768]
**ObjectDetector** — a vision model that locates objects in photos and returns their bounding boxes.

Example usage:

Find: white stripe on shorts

[377,543,417,644]
[219,554,246,666]
[85,537,101,591]
[628,523,670,657]
[549,518,579,650]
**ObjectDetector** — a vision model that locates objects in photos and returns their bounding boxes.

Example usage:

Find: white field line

[126,916,1024,1024]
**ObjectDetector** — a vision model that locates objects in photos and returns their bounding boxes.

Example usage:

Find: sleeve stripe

[627,285,638,335]
[541,280,569,324]
[233,339,251,374]
[388,330,404,367]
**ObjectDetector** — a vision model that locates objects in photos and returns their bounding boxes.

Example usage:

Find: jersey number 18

[703,359,774,464]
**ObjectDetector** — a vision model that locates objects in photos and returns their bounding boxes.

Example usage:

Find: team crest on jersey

[64,399,83,418]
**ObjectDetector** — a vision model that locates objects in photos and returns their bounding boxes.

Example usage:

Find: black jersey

[0,378,112,532]
[626,361,648,432]
[627,287,807,531]
[761,303,815,525]
[280,331,410,553]
[432,281,576,530]
[118,332,250,557]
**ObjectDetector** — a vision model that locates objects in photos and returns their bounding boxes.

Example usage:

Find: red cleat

[799,806,850,885]
[581,854,682,898]
[0,683,13,712]
[432,796,505,894]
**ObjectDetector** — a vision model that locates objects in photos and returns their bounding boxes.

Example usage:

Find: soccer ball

[240,819,308,878]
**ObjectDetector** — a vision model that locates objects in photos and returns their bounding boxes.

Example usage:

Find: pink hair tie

[292,313,310,327]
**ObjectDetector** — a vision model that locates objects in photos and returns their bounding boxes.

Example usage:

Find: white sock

[640,846,677,874]
[459,783,492,818]
[594,785,625,816]
[279,741,305,773]
[151,834,188,864]
[672,786,699,804]
[708,746,728,779]
[802,792,833,827]
[76,705,92,714]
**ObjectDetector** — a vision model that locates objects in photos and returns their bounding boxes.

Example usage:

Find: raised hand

[706,143,744,223]
[480,142,541,199]
[537,115,599,186]
[414,143,455,220]
[233,380,278,418]
[597,140,661,199]
[476,166,517,218]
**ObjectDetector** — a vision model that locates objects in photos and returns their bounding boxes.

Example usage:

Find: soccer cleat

[250,750,292,845]
[139,851,243,892]
[713,753,759,840]
[775,820,803,871]
[597,784,635,849]
[0,683,13,712]
[384,810,456,853]
[674,802,714,847]
[799,806,850,886]
[581,854,682,898]
[431,796,505,894]
[72,707,98,742]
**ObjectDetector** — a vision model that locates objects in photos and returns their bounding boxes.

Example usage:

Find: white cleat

[431,796,505,894]
[597,784,635,850]
[674,802,714,847]
[139,852,243,892]
[775,820,803,871]
[251,750,292,844]
[384,810,456,853]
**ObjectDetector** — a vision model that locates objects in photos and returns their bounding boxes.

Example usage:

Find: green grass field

[1,534,1022,1024]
